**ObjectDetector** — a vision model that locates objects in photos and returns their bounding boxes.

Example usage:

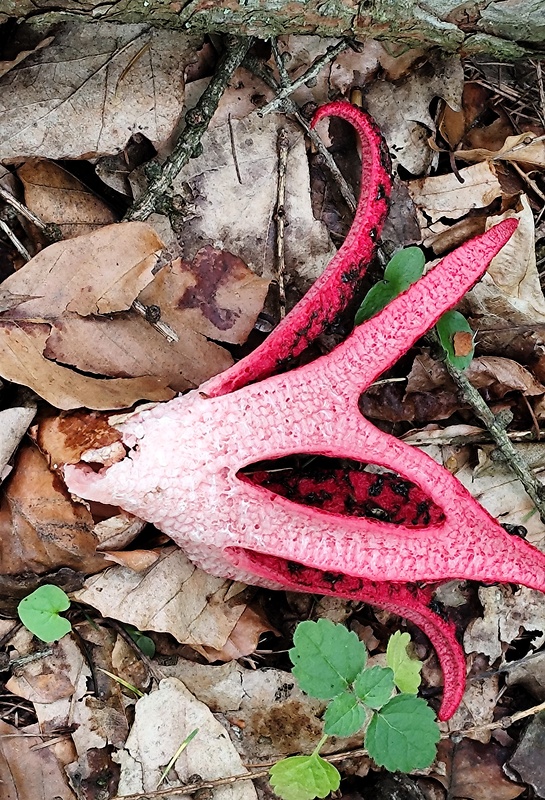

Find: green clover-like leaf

[354,665,395,709]
[269,753,340,800]
[17,585,72,643]
[290,619,367,700]
[386,631,422,694]
[366,694,440,772]
[323,690,367,737]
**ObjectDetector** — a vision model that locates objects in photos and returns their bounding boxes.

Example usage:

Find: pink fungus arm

[205,101,392,398]
[64,104,532,721]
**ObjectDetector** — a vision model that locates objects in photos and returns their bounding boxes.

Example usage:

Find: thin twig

[0,185,50,233]
[131,299,179,343]
[126,36,253,222]
[275,129,289,319]
[259,40,350,117]
[0,219,31,261]
[243,55,357,212]
[444,358,545,522]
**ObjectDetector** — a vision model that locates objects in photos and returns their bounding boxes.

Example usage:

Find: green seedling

[270,620,440,800]
[124,623,156,658]
[17,584,72,643]
[156,728,199,789]
[355,247,475,368]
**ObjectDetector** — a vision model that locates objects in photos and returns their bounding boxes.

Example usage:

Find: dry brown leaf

[18,160,117,239]
[115,678,257,799]
[199,605,277,661]
[0,719,76,800]
[434,739,525,800]
[139,247,270,345]
[43,311,233,393]
[408,161,503,224]
[0,320,173,410]
[33,410,123,468]
[103,549,161,571]
[2,222,161,317]
[457,131,545,169]
[0,444,105,576]
[468,356,545,397]
[0,21,200,161]
[453,330,474,357]
[406,352,545,400]
[0,223,183,408]
[74,548,253,650]
[464,585,545,662]
[0,393,36,482]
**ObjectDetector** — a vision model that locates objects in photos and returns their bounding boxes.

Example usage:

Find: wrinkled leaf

[290,619,367,700]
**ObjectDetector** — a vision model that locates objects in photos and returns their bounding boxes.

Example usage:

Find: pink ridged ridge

[65,102,534,722]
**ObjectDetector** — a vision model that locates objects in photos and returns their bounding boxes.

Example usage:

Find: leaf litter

[0,28,545,800]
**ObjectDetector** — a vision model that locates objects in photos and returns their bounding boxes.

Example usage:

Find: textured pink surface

[64,104,532,721]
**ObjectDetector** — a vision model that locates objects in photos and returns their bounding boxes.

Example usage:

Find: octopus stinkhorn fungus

[64,102,544,722]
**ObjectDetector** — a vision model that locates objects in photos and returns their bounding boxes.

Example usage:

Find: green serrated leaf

[355,247,425,324]
[384,247,425,288]
[366,694,440,772]
[436,310,474,369]
[354,665,395,709]
[269,753,340,800]
[386,631,422,694]
[17,585,72,643]
[290,619,367,700]
[323,690,366,737]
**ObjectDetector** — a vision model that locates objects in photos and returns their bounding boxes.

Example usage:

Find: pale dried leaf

[365,54,464,174]
[0,21,200,160]
[466,198,545,325]
[468,356,545,396]
[0,719,76,800]
[0,395,36,482]
[162,113,336,287]
[115,677,257,800]
[458,131,545,169]
[439,676,500,743]
[74,548,252,649]
[18,160,117,239]
[103,549,161,571]
[464,586,545,662]
[408,161,503,223]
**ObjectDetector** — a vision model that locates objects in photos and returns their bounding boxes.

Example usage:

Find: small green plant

[17,584,72,642]
[124,623,156,658]
[269,620,440,800]
[355,247,475,368]
[354,247,425,325]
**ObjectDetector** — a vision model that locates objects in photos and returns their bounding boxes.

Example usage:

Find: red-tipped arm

[205,101,392,398]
